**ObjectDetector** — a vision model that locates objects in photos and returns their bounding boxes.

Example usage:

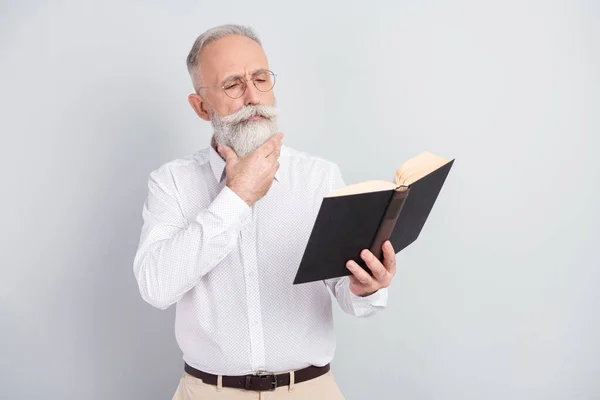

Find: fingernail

[361,250,370,260]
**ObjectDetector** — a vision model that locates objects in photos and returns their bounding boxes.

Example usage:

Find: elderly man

[133,24,397,399]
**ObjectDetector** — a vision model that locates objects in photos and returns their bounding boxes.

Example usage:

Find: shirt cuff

[350,287,389,309]
[203,185,252,229]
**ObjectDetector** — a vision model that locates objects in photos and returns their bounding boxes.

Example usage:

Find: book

[292,151,454,285]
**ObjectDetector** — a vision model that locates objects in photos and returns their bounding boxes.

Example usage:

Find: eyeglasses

[198,70,277,99]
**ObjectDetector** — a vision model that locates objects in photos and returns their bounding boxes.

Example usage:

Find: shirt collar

[208,137,285,184]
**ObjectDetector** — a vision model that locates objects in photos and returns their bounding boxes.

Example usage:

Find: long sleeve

[133,169,251,310]
[323,163,389,317]
[325,276,388,317]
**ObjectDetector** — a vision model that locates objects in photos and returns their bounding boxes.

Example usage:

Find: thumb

[218,145,238,162]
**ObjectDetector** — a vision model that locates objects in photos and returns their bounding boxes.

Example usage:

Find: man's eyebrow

[251,68,269,76]
[221,69,269,85]
[221,74,243,85]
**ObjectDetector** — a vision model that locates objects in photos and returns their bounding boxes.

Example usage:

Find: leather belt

[184,363,330,392]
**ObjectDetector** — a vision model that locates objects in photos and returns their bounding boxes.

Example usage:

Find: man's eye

[254,79,266,83]
[224,83,240,90]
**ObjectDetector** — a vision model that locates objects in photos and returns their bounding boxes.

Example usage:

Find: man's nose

[243,81,261,106]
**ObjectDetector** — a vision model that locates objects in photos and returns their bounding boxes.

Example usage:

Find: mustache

[220,104,279,125]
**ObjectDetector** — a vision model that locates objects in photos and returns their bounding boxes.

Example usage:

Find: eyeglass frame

[196,69,277,99]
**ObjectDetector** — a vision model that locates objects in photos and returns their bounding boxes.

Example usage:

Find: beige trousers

[172,370,345,400]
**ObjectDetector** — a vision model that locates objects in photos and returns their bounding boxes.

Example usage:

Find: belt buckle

[256,370,277,391]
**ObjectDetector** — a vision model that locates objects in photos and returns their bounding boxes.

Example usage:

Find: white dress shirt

[133,143,388,376]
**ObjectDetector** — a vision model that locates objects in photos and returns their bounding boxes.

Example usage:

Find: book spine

[368,188,410,262]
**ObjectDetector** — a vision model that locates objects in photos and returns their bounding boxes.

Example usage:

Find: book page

[395,152,450,186]
[326,180,397,197]
[325,151,450,198]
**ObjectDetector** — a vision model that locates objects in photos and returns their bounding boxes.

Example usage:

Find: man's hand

[346,240,397,297]
[218,132,284,206]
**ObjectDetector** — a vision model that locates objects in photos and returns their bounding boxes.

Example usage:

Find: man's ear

[188,93,211,121]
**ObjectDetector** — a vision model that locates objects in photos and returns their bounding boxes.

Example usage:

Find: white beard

[210,104,279,157]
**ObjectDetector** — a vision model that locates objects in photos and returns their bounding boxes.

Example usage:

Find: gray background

[1,0,599,399]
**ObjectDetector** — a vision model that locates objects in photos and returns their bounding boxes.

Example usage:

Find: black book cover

[292,159,454,285]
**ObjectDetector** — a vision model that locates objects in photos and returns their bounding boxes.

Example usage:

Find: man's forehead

[200,35,269,84]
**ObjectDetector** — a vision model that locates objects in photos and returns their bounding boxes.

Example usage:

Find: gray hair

[186,24,262,92]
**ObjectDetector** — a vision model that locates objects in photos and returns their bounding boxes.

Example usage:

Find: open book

[293,152,454,285]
